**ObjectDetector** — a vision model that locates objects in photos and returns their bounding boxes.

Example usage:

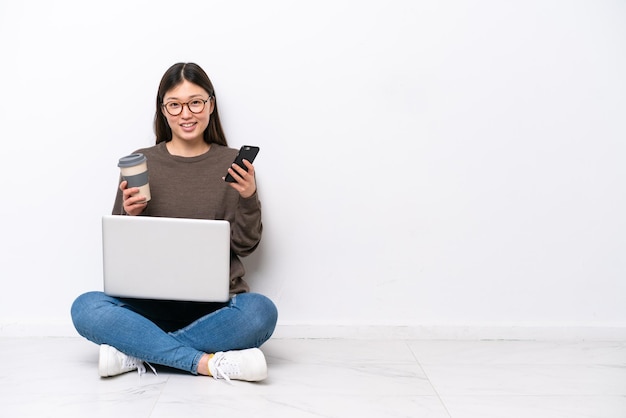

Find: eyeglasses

[162,98,211,116]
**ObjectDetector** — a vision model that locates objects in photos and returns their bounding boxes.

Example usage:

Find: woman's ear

[208,98,215,115]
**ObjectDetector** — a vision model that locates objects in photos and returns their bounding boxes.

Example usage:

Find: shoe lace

[211,352,240,383]
[124,355,158,377]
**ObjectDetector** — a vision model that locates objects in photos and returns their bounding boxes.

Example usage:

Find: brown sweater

[112,142,262,294]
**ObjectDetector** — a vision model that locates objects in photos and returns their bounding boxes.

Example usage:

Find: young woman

[71,63,278,382]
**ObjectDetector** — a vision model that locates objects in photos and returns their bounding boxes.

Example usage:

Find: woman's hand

[225,159,257,198]
[120,180,148,215]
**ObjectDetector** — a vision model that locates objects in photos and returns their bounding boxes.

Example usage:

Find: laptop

[102,215,231,302]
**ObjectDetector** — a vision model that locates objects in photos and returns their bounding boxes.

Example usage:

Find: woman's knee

[244,293,277,323]
[71,291,102,315]
[236,293,278,341]
[70,291,112,332]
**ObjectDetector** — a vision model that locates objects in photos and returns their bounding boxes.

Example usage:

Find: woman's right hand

[120,180,147,216]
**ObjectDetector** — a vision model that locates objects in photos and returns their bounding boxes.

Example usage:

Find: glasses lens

[165,102,182,116]
[188,99,206,114]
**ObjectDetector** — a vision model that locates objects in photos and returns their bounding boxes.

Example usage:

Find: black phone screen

[224,145,260,183]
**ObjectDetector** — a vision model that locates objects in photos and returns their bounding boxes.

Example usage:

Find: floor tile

[407,340,626,366]
[441,395,626,418]
[421,364,626,396]
[265,338,419,365]
[151,395,451,418]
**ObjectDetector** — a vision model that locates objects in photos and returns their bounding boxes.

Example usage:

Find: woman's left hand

[225,159,257,198]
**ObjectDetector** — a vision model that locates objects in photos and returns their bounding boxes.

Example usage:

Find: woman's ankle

[197,353,214,376]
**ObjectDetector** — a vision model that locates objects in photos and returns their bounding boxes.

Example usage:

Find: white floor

[1,337,625,417]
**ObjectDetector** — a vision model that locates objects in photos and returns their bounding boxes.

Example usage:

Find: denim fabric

[70,291,278,374]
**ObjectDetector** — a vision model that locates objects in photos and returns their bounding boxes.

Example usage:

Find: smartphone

[224,145,260,183]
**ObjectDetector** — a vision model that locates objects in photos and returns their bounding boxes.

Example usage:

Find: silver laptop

[102,215,231,302]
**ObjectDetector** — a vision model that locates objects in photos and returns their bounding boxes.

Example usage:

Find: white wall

[0,0,624,339]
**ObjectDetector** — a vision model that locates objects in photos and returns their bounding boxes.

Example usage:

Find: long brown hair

[154,63,228,146]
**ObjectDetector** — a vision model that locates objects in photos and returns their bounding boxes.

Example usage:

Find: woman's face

[162,80,214,144]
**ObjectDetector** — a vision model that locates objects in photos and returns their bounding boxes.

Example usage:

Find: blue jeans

[70,291,278,374]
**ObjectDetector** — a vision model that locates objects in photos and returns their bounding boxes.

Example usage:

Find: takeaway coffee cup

[118,153,151,202]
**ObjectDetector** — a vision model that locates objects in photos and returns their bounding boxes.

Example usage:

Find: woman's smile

[180,122,197,132]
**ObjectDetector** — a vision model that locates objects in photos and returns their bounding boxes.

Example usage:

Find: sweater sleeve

[112,177,125,215]
[230,191,263,257]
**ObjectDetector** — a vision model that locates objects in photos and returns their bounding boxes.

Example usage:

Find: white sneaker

[208,348,267,382]
[99,344,150,377]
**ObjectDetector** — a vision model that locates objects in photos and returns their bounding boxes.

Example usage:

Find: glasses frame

[161,97,211,116]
